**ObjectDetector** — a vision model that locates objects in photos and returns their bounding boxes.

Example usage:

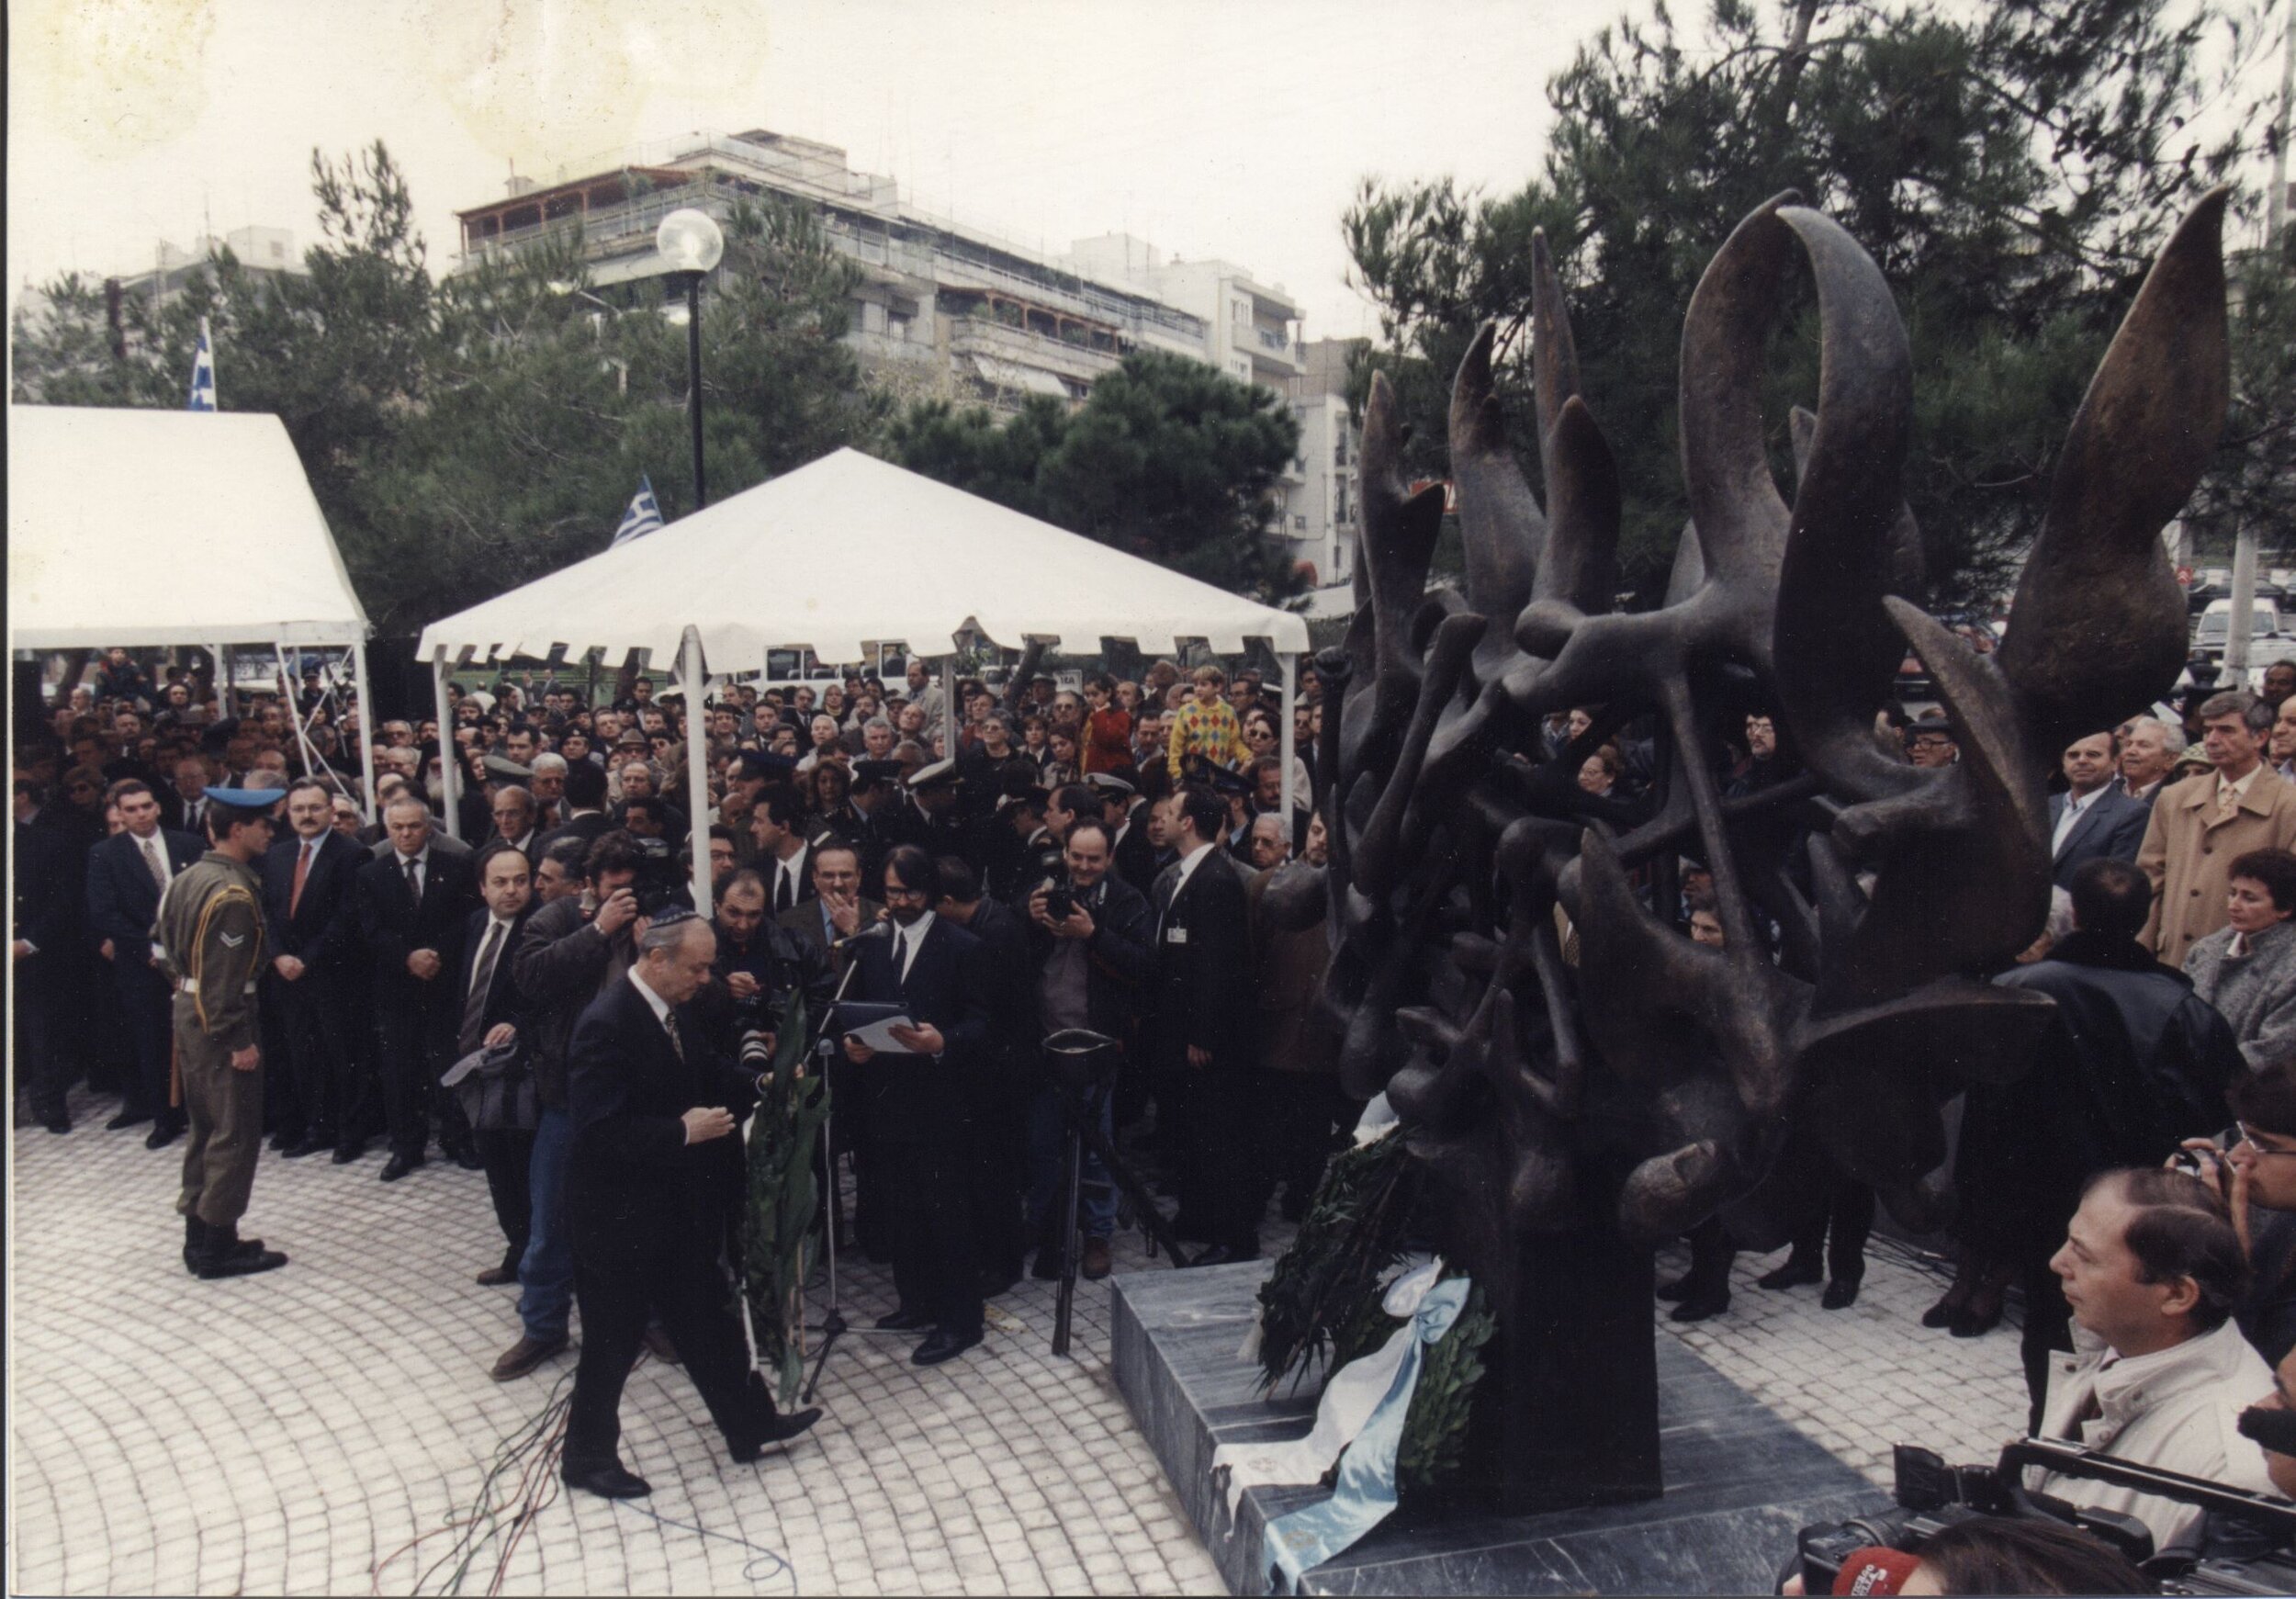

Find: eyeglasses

[2237,1122,2296,1159]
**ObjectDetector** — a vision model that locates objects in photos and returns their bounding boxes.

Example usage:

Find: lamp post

[656,208,725,510]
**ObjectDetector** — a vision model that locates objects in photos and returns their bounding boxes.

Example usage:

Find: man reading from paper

[840,845,993,1369]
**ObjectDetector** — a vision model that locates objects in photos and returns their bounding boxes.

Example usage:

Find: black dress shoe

[1185,1244,1256,1268]
[379,1152,423,1182]
[331,1139,368,1165]
[145,1120,184,1151]
[1654,1275,1692,1303]
[42,1111,72,1135]
[1030,1250,1068,1280]
[1820,1278,1863,1311]
[731,1407,823,1459]
[561,1459,650,1500]
[874,1306,932,1331]
[107,1109,154,1132]
[446,1143,485,1171]
[1756,1256,1823,1291]
[475,1264,520,1286]
[912,1327,983,1367]
[283,1133,330,1159]
[268,1128,301,1153]
[641,1325,682,1365]
[1670,1292,1730,1323]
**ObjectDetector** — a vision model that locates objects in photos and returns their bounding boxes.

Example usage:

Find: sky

[6,0,1629,341]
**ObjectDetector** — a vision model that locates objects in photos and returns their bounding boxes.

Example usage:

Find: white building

[1279,338,1366,596]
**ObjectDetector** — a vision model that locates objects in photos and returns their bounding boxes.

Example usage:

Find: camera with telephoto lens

[1793,1440,2296,1596]
[625,836,689,918]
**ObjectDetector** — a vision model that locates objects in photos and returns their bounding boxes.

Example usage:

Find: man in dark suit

[355,794,479,1180]
[261,777,368,1158]
[1093,774,1158,896]
[14,784,78,1133]
[780,838,884,1250]
[2051,730,2152,890]
[750,785,818,918]
[774,839,877,975]
[456,844,538,1285]
[560,911,818,1500]
[535,759,613,859]
[840,845,995,1367]
[1150,784,1256,1262]
[933,854,1035,1291]
[85,778,205,1145]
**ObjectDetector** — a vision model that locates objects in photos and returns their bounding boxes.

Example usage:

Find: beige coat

[2137,766,2296,968]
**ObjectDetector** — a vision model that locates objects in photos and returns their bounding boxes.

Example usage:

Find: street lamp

[656,207,725,509]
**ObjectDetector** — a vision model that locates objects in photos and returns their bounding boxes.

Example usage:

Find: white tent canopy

[8,404,378,812]
[9,406,371,648]
[415,447,1310,666]
[417,447,1311,913]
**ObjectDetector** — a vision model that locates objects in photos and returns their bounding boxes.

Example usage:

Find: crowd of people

[11,648,1336,1497]
[24,640,2296,1554]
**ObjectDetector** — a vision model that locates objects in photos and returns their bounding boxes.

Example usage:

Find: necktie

[289,839,312,918]
[459,921,503,1053]
[776,862,794,914]
[142,837,168,892]
[404,856,422,904]
[2219,781,2237,821]
[893,928,910,984]
[663,1011,685,1063]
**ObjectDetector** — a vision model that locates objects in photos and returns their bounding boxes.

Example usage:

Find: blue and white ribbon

[1260,1271,1469,1590]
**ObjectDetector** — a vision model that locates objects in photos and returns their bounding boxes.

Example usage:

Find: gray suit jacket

[2049,786,2150,888]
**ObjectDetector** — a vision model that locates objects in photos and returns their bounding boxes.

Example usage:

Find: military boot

[193,1222,287,1279]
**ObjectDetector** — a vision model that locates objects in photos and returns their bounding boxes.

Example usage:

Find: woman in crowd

[2186,849,2296,1072]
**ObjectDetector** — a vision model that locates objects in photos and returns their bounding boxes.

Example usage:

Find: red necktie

[289,839,312,918]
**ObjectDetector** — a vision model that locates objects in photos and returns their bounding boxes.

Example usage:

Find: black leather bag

[440,1040,538,1133]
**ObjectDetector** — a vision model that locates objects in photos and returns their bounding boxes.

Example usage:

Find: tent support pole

[942,651,957,756]
[1278,651,1299,823]
[351,637,379,823]
[214,644,234,716]
[681,627,715,918]
[433,651,461,841]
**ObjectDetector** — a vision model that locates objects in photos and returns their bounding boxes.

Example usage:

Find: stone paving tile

[1652,1233,2030,1484]
[8,1086,1222,1596]
[13,1075,2037,1595]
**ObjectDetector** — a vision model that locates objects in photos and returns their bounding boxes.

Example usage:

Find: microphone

[830,920,895,952]
[1830,1546,1922,1595]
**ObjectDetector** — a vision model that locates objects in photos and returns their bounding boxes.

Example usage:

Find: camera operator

[689,868,825,1058]
[1019,820,1153,1281]
[2029,1166,2276,1553]
[1782,1515,2149,1594]
[488,829,644,1383]
[2175,1062,2296,1366]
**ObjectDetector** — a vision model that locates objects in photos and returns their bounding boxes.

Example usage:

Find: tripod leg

[1073,1085,1201,1267]
[1052,1122,1085,1357]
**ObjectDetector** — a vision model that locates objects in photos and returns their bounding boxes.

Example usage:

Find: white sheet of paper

[850,1014,924,1053]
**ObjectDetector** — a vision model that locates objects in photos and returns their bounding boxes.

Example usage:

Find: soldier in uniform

[156,785,290,1279]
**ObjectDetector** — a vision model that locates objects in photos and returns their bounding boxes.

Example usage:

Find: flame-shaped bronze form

[1294,190,2229,1511]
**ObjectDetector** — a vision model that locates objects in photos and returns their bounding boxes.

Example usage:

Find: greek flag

[186,319,216,411]
[611,475,664,548]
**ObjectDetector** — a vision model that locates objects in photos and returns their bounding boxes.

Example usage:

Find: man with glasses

[2178,1064,2296,1368]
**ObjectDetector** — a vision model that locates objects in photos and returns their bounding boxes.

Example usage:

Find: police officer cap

[997,783,1052,813]
[1199,765,1253,799]
[907,758,959,791]
[1086,771,1137,798]
[850,760,903,788]
[202,783,287,812]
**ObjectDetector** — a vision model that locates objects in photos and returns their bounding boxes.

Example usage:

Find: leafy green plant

[1255,1131,1412,1392]
[740,992,832,1408]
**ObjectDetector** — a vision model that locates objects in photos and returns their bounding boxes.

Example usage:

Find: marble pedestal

[1112,1262,1888,1595]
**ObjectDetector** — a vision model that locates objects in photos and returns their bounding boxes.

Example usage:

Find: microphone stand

[799,919,890,1403]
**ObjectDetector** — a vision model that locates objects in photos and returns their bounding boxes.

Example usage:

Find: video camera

[625,835,691,918]
[1794,1440,2296,1595]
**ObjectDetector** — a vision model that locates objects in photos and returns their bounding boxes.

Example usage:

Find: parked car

[2192,598,2290,663]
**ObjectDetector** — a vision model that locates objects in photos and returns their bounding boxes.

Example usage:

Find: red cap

[1832,1546,1923,1595]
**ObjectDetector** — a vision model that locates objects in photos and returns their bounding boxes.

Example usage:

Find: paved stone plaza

[11,1088,2027,1595]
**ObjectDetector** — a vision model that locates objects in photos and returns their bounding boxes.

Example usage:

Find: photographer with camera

[2174,1063,2296,1368]
[689,868,826,1058]
[1023,818,1154,1281]
[2030,1167,2276,1553]
[488,830,645,1382]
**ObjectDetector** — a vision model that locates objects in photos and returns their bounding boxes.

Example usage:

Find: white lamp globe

[656,208,726,274]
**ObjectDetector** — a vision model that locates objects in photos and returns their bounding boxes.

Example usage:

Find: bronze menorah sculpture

[1261,186,2230,1511]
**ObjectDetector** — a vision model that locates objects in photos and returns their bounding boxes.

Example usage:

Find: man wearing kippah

[155,785,289,1278]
